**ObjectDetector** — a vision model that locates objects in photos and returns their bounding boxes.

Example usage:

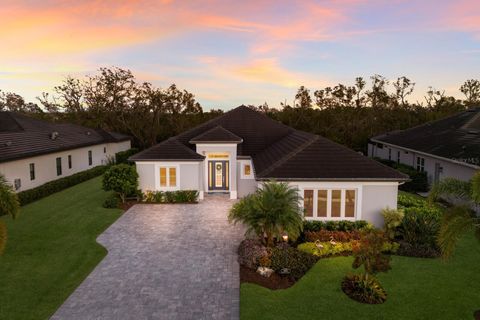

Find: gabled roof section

[0,112,131,163]
[129,138,204,161]
[257,136,408,181]
[189,125,243,144]
[372,108,480,166]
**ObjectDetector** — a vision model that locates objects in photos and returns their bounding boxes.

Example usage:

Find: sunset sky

[0,0,479,109]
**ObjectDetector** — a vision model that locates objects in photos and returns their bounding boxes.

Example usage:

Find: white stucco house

[369,108,480,184]
[130,106,407,227]
[0,112,131,192]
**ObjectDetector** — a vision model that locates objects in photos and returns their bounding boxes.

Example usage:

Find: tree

[102,164,139,203]
[0,174,20,255]
[460,79,480,107]
[429,172,480,258]
[294,86,312,109]
[228,181,303,247]
[393,76,415,107]
[352,230,392,278]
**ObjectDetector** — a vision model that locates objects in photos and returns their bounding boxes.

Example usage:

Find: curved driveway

[51,196,244,320]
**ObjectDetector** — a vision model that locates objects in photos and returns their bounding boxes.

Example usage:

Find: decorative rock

[257,266,274,278]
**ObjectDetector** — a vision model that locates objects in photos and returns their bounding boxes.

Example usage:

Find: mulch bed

[240,266,295,290]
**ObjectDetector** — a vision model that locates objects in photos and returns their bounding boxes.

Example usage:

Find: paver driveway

[51,195,244,320]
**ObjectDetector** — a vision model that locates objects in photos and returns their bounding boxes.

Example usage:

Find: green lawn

[241,233,480,320]
[0,177,122,320]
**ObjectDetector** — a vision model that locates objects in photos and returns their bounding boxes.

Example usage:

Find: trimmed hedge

[142,190,199,203]
[115,148,139,164]
[18,166,107,206]
[303,220,371,232]
[375,158,428,192]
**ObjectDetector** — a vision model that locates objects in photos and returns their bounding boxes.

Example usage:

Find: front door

[208,160,229,191]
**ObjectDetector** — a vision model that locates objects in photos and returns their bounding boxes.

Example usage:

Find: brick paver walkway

[51,195,244,320]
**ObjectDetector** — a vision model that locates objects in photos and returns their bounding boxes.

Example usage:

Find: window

[303,189,357,219]
[317,190,327,217]
[345,190,356,218]
[88,150,92,166]
[397,151,401,164]
[244,164,251,176]
[159,166,177,188]
[29,163,35,180]
[14,178,21,190]
[331,190,341,217]
[304,190,314,217]
[103,147,106,153]
[388,148,392,161]
[56,157,62,176]
[68,155,72,169]
[416,157,425,172]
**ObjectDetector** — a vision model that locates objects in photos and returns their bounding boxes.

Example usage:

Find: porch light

[282,233,288,242]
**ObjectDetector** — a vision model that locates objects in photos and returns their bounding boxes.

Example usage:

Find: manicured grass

[0,177,122,320]
[241,233,480,320]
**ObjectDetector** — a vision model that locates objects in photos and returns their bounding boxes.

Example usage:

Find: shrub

[103,193,120,209]
[303,220,371,232]
[304,230,361,242]
[115,148,139,164]
[102,164,139,203]
[238,239,269,269]
[270,246,318,280]
[375,158,428,192]
[297,241,354,257]
[398,193,429,209]
[342,274,387,304]
[400,207,441,249]
[142,190,199,203]
[381,207,404,240]
[396,242,440,258]
[17,166,107,205]
[352,230,391,276]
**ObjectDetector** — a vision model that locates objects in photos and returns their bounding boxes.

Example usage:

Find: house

[369,108,480,184]
[0,112,131,192]
[130,106,407,226]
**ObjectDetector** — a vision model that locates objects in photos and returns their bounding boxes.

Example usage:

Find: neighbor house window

[397,151,401,164]
[303,189,357,219]
[416,157,425,172]
[88,150,92,166]
[304,190,314,217]
[14,178,21,190]
[388,148,392,161]
[68,155,72,169]
[56,157,62,176]
[103,147,106,153]
[29,163,35,181]
[159,166,177,188]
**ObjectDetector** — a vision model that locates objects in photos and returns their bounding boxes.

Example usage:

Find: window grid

[303,188,357,219]
[68,155,72,169]
[88,150,93,166]
[56,157,62,176]
[29,163,35,181]
[159,166,177,188]
[416,157,425,172]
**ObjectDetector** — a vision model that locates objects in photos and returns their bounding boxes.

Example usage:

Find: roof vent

[86,131,91,136]
[467,130,479,135]
[4,141,12,147]
[50,131,59,140]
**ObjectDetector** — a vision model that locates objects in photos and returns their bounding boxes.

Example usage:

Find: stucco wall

[0,140,131,192]
[136,162,156,191]
[179,163,200,190]
[369,142,478,183]
[362,184,398,227]
[237,159,257,197]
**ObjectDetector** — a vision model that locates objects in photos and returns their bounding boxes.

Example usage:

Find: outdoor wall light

[282,234,288,242]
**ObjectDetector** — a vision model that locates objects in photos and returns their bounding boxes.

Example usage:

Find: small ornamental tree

[102,164,139,203]
[0,174,20,255]
[342,230,391,304]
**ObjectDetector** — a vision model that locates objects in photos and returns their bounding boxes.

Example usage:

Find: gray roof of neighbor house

[130,105,407,181]
[371,108,480,166]
[0,112,131,163]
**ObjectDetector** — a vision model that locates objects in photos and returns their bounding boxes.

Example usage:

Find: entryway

[208,160,229,191]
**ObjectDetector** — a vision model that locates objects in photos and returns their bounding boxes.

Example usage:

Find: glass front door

[208,160,228,191]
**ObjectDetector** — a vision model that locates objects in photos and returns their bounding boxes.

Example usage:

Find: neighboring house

[130,106,407,226]
[0,112,131,192]
[369,108,480,184]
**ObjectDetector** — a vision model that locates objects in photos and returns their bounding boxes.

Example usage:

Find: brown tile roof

[131,105,407,181]
[372,108,480,166]
[0,112,131,163]
[189,125,243,143]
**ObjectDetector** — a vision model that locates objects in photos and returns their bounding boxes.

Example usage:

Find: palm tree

[0,174,20,255]
[429,171,480,258]
[228,181,304,247]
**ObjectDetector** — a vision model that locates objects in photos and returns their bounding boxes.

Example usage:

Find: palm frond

[437,205,475,259]
[428,178,472,203]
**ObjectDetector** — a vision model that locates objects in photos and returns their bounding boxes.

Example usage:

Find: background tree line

[1,68,479,152]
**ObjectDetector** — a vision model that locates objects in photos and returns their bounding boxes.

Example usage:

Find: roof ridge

[461,110,480,130]
[256,132,319,177]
